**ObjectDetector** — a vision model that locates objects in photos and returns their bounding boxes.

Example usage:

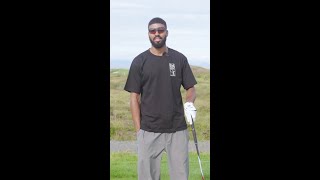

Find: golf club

[190,116,205,180]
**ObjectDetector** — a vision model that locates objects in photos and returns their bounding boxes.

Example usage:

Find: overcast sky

[110,0,210,69]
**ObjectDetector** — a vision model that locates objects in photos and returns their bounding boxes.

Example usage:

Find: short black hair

[148,17,167,28]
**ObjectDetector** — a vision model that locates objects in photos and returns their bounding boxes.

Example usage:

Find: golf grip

[191,116,205,180]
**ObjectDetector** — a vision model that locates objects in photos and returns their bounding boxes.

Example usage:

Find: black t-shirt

[124,48,197,133]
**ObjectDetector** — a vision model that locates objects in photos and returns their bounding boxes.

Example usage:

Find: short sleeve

[124,59,142,94]
[182,58,197,90]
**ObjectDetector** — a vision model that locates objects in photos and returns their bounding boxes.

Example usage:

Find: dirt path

[110,140,210,153]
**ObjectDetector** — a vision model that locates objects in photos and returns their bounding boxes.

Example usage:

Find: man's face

[148,23,168,48]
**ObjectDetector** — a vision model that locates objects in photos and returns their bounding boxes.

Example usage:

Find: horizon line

[110,64,210,70]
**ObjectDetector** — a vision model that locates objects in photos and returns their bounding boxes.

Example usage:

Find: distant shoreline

[110,60,210,70]
[110,64,210,70]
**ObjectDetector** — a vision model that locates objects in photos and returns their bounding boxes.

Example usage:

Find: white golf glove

[184,102,197,125]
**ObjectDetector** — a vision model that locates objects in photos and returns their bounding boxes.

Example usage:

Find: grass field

[110,66,210,141]
[110,152,210,179]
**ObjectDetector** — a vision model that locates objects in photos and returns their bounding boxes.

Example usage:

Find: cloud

[110,0,210,69]
[110,1,150,9]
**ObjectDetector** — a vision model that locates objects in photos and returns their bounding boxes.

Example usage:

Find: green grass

[110,66,210,141]
[110,152,210,180]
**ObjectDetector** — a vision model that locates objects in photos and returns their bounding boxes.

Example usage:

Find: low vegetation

[110,66,210,141]
[110,152,211,179]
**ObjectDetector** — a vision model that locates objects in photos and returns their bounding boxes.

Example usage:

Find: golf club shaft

[191,117,205,179]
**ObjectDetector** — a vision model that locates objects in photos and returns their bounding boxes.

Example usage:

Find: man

[124,17,197,180]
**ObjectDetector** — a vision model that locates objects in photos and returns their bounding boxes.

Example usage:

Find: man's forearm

[186,86,196,103]
[130,93,141,132]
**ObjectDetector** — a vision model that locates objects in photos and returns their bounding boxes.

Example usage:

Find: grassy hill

[110,65,210,141]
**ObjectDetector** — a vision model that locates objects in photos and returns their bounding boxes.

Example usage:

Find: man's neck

[149,46,168,56]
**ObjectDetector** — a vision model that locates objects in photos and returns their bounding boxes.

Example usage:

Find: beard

[149,35,167,48]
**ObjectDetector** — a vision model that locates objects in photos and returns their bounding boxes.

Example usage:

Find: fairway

[110,152,210,179]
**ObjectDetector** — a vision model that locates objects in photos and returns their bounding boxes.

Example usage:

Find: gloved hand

[184,102,197,125]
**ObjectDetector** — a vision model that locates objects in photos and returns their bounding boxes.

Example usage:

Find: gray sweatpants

[137,129,189,180]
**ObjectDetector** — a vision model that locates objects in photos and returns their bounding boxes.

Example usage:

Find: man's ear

[166,30,169,37]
